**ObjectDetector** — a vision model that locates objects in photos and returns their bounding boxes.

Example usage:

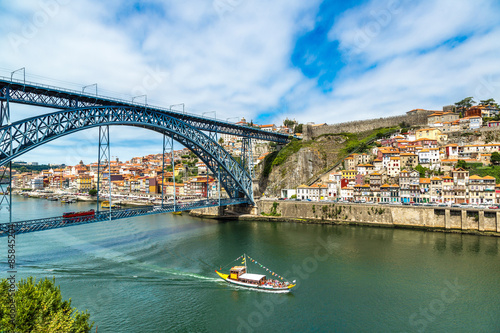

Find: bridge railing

[0,76,242,127]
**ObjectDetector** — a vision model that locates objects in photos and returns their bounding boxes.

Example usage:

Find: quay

[252,200,500,236]
[191,200,500,237]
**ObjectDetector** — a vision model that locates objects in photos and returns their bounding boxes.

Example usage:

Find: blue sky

[1,0,500,164]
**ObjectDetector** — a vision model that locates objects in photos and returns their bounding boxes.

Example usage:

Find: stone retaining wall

[256,201,500,236]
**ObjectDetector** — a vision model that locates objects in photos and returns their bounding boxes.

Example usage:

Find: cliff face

[255,134,350,197]
[257,147,323,196]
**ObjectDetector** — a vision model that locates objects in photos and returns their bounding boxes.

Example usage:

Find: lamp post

[226,117,239,123]
[10,67,25,84]
[170,103,185,114]
[202,111,216,119]
[132,95,147,105]
[82,83,98,95]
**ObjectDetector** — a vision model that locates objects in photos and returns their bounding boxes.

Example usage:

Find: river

[2,196,500,332]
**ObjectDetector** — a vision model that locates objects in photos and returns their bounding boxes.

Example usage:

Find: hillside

[255,127,400,197]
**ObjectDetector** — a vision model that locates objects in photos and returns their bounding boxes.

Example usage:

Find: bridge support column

[242,137,254,203]
[0,163,12,225]
[162,134,175,208]
[162,135,175,210]
[97,126,111,215]
[0,90,12,224]
[0,97,9,127]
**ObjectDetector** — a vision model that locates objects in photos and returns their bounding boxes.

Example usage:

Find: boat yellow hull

[215,270,294,293]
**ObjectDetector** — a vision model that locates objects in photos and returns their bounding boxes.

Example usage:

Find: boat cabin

[238,273,266,285]
[230,266,246,280]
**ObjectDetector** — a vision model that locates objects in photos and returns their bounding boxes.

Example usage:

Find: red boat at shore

[63,209,95,218]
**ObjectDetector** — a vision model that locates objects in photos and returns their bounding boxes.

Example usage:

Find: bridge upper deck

[0,77,291,143]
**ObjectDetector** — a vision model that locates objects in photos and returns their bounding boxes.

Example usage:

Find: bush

[88,189,97,196]
[0,277,93,332]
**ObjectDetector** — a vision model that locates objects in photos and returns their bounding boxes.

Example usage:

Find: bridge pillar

[0,87,12,225]
[242,137,254,203]
[0,98,9,127]
[162,134,176,209]
[97,126,111,214]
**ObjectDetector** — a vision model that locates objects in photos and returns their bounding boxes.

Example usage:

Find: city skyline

[2,0,500,163]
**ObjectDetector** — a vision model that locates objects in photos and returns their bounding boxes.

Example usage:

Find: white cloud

[282,0,500,125]
[0,0,320,163]
[2,0,500,164]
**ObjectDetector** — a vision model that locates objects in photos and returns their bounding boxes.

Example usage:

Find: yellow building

[341,170,358,180]
[76,175,92,191]
[415,128,447,142]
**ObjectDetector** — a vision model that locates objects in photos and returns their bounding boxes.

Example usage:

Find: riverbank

[13,190,161,207]
[191,200,500,237]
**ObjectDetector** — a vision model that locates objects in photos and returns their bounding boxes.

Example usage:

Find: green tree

[218,137,224,144]
[491,152,500,165]
[0,277,93,332]
[415,164,426,177]
[294,124,303,134]
[479,98,497,107]
[455,97,476,112]
[456,160,468,169]
[283,118,296,128]
[88,189,97,196]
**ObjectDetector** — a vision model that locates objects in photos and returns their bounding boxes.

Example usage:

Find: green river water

[2,196,500,332]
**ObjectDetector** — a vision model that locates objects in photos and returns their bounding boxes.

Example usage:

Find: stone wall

[256,201,500,235]
[303,113,429,140]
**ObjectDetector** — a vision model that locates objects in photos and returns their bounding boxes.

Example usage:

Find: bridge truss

[0,76,292,236]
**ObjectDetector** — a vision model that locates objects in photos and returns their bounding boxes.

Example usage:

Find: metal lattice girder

[1,98,9,127]
[0,79,291,143]
[97,125,111,212]
[0,106,254,202]
[0,197,248,236]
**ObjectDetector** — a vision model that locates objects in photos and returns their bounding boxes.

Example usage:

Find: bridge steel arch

[0,106,253,202]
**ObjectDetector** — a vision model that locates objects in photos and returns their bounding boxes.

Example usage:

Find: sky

[1,0,500,164]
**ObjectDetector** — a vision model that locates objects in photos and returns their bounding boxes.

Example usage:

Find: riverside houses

[297,184,328,201]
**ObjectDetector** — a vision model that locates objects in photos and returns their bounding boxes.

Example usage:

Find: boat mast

[244,253,247,271]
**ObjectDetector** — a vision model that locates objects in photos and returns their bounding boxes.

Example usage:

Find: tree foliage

[456,160,468,169]
[415,164,427,178]
[283,119,296,128]
[0,277,93,332]
[479,98,497,107]
[294,124,303,134]
[491,152,500,165]
[88,189,97,196]
[454,97,476,111]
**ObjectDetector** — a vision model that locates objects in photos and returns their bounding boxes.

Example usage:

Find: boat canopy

[239,273,266,281]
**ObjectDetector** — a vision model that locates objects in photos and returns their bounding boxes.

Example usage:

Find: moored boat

[216,254,296,293]
[101,201,119,208]
[62,209,95,218]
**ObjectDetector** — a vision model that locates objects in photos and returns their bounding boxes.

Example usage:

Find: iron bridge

[0,198,247,237]
[0,75,292,235]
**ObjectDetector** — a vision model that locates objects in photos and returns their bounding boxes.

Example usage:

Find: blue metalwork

[97,125,111,213]
[161,134,176,209]
[0,78,291,143]
[0,106,253,202]
[0,198,248,237]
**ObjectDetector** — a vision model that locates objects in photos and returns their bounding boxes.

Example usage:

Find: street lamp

[202,111,216,119]
[82,83,98,95]
[226,117,239,123]
[132,95,147,105]
[11,67,25,84]
[170,103,185,114]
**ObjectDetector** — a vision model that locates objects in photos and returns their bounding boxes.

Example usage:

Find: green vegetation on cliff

[257,125,404,195]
